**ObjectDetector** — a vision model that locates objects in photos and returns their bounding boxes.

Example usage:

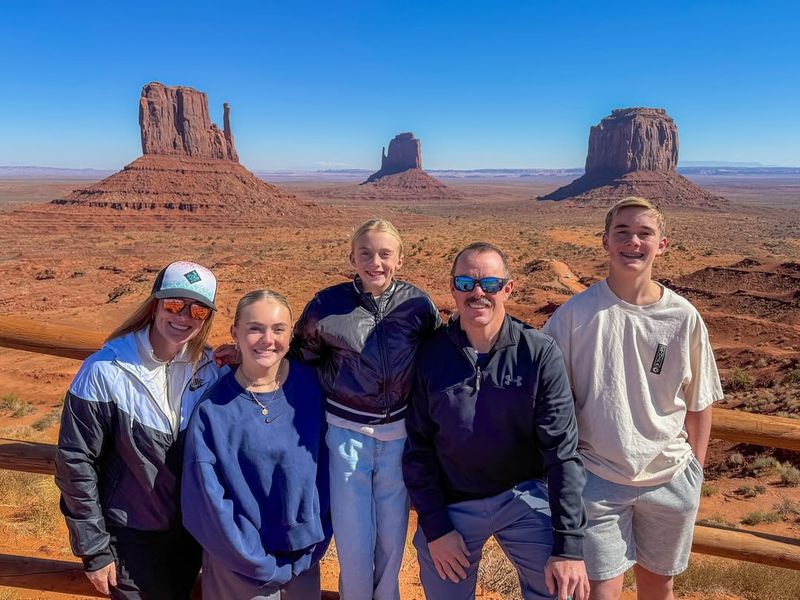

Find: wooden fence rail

[2,315,800,451]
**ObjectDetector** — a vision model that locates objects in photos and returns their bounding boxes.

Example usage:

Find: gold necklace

[235,363,285,421]
[248,388,279,417]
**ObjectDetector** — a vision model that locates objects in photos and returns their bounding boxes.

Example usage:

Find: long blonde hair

[106,294,215,364]
[233,289,293,325]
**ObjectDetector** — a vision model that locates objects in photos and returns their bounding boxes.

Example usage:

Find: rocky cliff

[139,82,238,161]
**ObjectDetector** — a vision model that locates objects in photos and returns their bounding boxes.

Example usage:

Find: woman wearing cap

[55,261,223,599]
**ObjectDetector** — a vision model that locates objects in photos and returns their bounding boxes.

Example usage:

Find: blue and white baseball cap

[152,261,217,310]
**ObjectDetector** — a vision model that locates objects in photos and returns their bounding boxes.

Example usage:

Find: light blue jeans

[326,424,409,600]
[413,479,554,600]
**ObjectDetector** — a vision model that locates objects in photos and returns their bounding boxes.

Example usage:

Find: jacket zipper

[374,298,391,421]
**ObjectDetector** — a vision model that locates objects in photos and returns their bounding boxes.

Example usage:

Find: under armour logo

[503,375,523,387]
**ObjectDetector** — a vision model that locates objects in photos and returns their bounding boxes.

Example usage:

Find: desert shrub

[674,555,800,599]
[734,485,764,498]
[774,496,800,518]
[700,483,718,497]
[697,515,736,527]
[741,510,780,525]
[782,367,800,386]
[726,367,753,392]
[31,409,60,432]
[777,462,800,486]
[726,452,745,468]
[744,456,779,476]
[0,393,34,418]
[0,471,62,538]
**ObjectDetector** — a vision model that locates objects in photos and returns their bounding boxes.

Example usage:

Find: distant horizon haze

[1,2,798,170]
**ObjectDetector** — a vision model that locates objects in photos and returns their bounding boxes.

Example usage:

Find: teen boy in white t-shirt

[543,197,723,600]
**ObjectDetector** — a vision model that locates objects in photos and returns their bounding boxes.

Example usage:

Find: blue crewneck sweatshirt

[181,360,331,586]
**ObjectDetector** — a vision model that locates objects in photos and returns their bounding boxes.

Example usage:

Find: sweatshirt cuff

[83,549,115,572]
[418,508,455,543]
[552,532,583,560]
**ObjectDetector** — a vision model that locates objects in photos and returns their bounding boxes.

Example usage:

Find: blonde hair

[350,219,404,256]
[106,295,215,364]
[604,197,667,236]
[233,289,293,325]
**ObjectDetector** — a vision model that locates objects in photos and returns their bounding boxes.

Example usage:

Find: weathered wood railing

[0,315,799,596]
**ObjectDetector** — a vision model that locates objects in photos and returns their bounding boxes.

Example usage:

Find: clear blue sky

[1,1,798,170]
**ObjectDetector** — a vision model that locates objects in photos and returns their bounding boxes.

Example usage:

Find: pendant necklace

[236,363,284,422]
[249,389,277,417]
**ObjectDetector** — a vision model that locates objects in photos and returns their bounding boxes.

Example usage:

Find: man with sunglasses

[403,242,589,600]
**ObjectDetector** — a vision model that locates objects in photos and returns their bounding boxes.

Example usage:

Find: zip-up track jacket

[403,315,587,559]
[55,331,223,571]
[292,278,440,424]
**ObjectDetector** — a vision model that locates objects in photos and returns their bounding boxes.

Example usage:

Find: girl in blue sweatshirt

[182,290,330,600]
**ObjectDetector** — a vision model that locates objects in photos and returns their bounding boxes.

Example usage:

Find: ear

[602,232,609,253]
[656,236,669,256]
[396,253,404,270]
[349,252,356,268]
[504,279,514,298]
[230,324,237,343]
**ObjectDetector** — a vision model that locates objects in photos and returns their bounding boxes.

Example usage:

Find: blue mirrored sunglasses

[452,276,509,294]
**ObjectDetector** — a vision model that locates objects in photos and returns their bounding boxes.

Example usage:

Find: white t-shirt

[542,279,723,486]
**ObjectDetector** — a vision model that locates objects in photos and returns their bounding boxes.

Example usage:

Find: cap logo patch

[183,270,201,284]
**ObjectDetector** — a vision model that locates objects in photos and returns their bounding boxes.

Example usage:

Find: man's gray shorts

[583,456,704,581]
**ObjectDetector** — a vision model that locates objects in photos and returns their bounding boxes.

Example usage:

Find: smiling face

[231,298,292,376]
[451,249,513,334]
[603,206,669,277]
[150,297,208,360]
[350,230,404,295]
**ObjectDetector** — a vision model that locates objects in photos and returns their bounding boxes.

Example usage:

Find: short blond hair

[604,197,666,236]
[350,219,404,255]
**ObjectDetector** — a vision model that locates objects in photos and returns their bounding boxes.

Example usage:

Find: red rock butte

[361,132,457,199]
[539,107,723,207]
[53,82,307,214]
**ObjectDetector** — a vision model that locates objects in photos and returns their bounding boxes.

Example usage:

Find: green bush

[727,367,753,392]
[741,510,781,525]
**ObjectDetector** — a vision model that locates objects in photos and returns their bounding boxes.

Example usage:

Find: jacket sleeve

[402,363,454,543]
[309,402,332,566]
[533,340,587,559]
[55,375,116,572]
[290,295,327,364]
[181,409,293,585]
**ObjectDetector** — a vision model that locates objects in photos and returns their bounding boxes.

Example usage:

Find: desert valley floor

[0,174,799,599]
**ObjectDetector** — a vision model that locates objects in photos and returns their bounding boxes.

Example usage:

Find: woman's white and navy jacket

[55,330,223,571]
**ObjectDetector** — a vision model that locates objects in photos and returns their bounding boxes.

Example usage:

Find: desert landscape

[1,142,800,598]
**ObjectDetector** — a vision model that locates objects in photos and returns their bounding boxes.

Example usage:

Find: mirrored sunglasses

[452,276,509,294]
[161,298,212,320]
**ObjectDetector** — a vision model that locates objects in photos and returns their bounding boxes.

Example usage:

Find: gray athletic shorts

[583,456,704,580]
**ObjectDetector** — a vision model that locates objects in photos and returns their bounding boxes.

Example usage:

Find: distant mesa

[539,108,723,206]
[53,82,304,214]
[360,132,457,199]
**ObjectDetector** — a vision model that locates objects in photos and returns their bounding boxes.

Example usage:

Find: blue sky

[1,1,798,170]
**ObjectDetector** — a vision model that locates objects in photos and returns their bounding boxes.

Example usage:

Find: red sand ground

[1,176,799,598]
